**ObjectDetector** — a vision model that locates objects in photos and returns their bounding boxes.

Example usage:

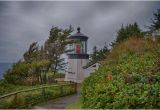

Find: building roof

[69,27,88,40]
[83,61,100,69]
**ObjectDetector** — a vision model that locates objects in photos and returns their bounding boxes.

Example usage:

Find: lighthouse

[65,27,89,83]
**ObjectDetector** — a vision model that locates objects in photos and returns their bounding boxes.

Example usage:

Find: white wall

[65,58,89,83]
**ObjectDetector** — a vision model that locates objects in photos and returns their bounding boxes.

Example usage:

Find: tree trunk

[39,71,43,84]
[51,57,57,83]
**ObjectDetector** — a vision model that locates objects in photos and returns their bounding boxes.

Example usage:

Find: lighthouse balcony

[67,53,89,59]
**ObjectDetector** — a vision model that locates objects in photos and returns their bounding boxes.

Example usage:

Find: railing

[0,82,77,109]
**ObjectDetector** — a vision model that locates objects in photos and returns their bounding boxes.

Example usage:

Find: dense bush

[4,60,50,85]
[4,62,30,84]
[81,38,160,109]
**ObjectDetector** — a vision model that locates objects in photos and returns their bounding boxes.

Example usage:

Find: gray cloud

[0,1,160,62]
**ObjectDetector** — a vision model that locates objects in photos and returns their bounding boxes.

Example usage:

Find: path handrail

[0,83,75,100]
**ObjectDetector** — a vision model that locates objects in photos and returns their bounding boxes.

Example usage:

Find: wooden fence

[0,81,77,109]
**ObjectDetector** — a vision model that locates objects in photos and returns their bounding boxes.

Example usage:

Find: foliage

[0,83,75,109]
[4,62,30,84]
[44,26,73,73]
[23,42,39,63]
[116,22,143,43]
[150,9,160,31]
[81,37,160,109]
[90,46,98,62]
[51,73,65,78]
[4,60,50,85]
[90,44,109,63]
[0,80,57,96]
[3,26,73,85]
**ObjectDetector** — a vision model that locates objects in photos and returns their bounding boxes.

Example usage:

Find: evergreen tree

[150,9,160,31]
[44,26,73,74]
[23,42,39,63]
[98,42,109,60]
[5,26,73,84]
[116,22,142,43]
[90,43,109,62]
[90,46,98,62]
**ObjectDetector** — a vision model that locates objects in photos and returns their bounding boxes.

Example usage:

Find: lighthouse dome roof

[69,27,88,40]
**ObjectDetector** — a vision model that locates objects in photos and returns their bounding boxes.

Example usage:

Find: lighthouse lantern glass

[81,41,86,54]
[68,40,87,54]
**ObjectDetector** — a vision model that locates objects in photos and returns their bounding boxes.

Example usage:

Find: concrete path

[33,84,81,109]
[33,94,79,109]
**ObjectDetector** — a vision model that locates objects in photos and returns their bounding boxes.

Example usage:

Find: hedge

[81,38,160,109]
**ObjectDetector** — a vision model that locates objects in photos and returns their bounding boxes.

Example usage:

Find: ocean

[0,63,12,79]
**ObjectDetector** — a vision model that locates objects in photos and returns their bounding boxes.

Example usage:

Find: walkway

[33,84,80,109]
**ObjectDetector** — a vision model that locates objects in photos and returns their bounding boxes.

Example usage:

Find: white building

[152,29,160,41]
[65,27,99,83]
[83,62,100,78]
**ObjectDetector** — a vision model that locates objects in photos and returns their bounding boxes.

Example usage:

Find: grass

[65,99,81,109]
[0,71,65,96]
[0,81,59,96]
[47,71,65,78]
[0,81,75,109]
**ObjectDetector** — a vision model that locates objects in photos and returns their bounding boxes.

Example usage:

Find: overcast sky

[0,1,160,63]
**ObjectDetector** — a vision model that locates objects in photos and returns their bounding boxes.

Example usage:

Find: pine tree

[90,43,109,62]
[150,9,160,31]
[23,42,39,63]
[116,22,142,43]
[44,26,73,74]
[90,46,98,62]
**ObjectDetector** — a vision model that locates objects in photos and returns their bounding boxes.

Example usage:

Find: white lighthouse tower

[65,27,89,83]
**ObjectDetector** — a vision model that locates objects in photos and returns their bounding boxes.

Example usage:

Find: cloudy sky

[0,1,160,63]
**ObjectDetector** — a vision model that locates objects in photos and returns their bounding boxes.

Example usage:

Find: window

[81,41,86,53]
[68,44,75,53]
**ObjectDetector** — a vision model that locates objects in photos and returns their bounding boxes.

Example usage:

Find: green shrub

[4,62,30,84]
[81,38,160,109]
[0,83,75,109]
[0,94,25,109]
[4,60,50,85]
